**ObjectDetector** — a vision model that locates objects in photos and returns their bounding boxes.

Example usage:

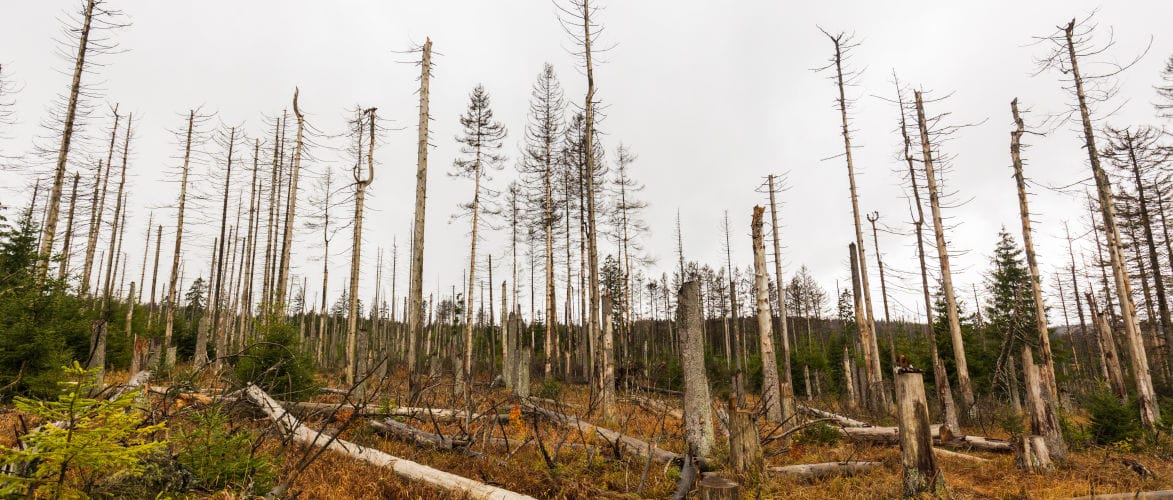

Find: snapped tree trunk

[407,39,432,394]
[895,370,946,497]
[752,206,783,423]
[678,280,714,457]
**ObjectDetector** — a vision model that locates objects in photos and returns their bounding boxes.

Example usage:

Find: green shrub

[794,422,840,446]
[233,317,317,401]
[538,377,562,400]
[1087,388,1143,446]
[0,362,166,497]
[174,406,275,493]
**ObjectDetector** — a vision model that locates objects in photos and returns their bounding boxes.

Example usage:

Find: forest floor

[2,368,1172,499]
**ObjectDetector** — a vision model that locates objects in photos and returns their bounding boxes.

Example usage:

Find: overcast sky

[2,1,1171,324]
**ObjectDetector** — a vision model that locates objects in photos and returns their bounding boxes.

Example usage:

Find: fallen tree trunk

[797,404,870,427]
[283,401,507,422]
[369,418,473,452]
[522,401,708,468]
[631,394,683,420]
[1070,491,1173,500]
[932,447,989,463]
[839,425,1012,453]
[768,461,880,480]
[243,384,534,500]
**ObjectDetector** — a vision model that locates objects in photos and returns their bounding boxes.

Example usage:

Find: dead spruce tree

[80,106,118,296]
[345,107,376,387]
[163,110,203,365]
[817,29,886,410]
[914,90,976,410]
[1036,16,1160,428]
[679,280,715,457]
[276,89,306,307]
[38,0,126,277]
[766,174,796,423]
[407,38,433,397]
[611,144,649,364]
[752,206,784,423]
[453,84,506,394]
[1009,98,1067,462]
[521,63,565,379]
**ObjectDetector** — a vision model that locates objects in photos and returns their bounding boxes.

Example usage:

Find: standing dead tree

[817,29,886,411]
[345,107,376,387]
[1036,16,1160,428]
[407,38,433,398]
[163,110,204,367]
[766,174,796,424]
[752,206,784,423]
[678,280,714,457]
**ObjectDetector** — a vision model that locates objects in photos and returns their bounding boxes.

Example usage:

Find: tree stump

[697,473,739,500]
[896,370,946,497]
[678,280,715,457]
[727,398,762,474]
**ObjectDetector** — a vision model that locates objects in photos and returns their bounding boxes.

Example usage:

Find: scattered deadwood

[368,418,475,455]
[797,404,870,427]
[635,384,682,397]
[932,447,989,463]
[838,424,1012,453]
[522,401,710,469]
[243,384,535,500]
[768,461,881,481]
[631,394,682,420]
[280,400,508,423]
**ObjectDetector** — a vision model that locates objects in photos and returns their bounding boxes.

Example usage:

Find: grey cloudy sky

[2,1,1171,323]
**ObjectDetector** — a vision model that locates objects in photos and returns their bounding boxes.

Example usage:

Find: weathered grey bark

[39,0,96,277]
[577,0,603,383]
[86,319,107,388]
[1089,293,1127,398]
[407,39,432,393]
[678,280,714,456]
[895,371,946,497]
[821,31,885,409]
[101,114,131,308]
[727,398,761,474]
[81,107,119,295]
[208,127,235,369]
[915,90,975,410]
[767,174,796,424]
[752,206,783,423]
[1061,20,1159,428]
[768,462,880,481]
[56,172,81,282]
[147,224,161,330]
[1010,99,1062,408]
[867,211,898,371]
[723,212,745,404]
[276,89,304,307]
[848,242,871,406]
[162,111,195,360]
[346,108,375,387]
[843,344,857,410]
[600,292,616,420]
[1021,345,1064,466]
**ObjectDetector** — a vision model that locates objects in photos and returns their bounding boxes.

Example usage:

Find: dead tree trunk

[915,90,975,410]
[346,108,376,387]
[1021,345,1063,468]
[678,280,714,457]
[751,207,784,422]
[57,173,80,281]
[767,174,796,424]
[1062,20,1160,429]
[1010,98,1062,405]
[276,89,305,307]
[1089,293,1127,398]
[600,291,616,420]
[81,106,119,296]
[407,39,432,396]
[38,0,96,277]
[895,370,946,497]
[101,113,131,307]
[163,111,195,363]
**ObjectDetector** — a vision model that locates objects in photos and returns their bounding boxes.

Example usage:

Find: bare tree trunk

[163,112,194,365]
[752,206,783,423]
[848,242,871,407]
[208,127,235,369]
[600,292,616,420]
[915,90,975,410]
[55,172,81,282]
[148,224,161,330]
[101,114,132,308]
[346,109,376,387]
[678,280,714,457]
[1089,292,1127,398]
[1010,99,1061,404]
[724,212,745,404]
[727,397,761,474]
[39,0,96,277]
[82,107,119,295]
[1063,21,1160,428]
[895,370,946,497]
[1021,345,1064,464]
[580,0,602,387]
[767,175,796,424]
[276,89,305,307]
[867,211,898,371]
[408,39,432,394]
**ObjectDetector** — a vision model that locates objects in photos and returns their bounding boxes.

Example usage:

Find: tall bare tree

[407,39,433,395]
[345,108,376,387]
[276,89,306,307]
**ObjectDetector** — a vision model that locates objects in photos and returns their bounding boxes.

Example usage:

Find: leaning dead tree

[914,90,975,410]
[407,38,433,396]
[817,29,886,411]
[1008,98,1067,462]
[1036,16,1160,428]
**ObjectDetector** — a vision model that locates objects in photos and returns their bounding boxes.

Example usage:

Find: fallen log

[369,418,472,452]
[932,447,989,463]
[242,384,534,500]
[282,401,508,422]
[797,404,871,427]
[1070,491,1173,500]
[768,461,881,480]
[631,395,683,420]
[522,401,708,468]
[839,425,1012,453]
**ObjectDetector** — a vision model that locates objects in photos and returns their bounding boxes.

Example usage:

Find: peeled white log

[243,384,534,500]
[797,404,870,427]
[768,461,880,480]
[523,401,695,466]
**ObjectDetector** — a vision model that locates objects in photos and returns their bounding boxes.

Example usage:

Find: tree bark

[727,398,761,474]
[915,90,975,410]
[767,174,796,424]
[346,109,375,387]
[752,207,784,423]
[408,39,432,395]
[678,280,714,456]
[56,173,80,281]
[895,370,946,497]
[276,89,305,307]
[163,111,195,361]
